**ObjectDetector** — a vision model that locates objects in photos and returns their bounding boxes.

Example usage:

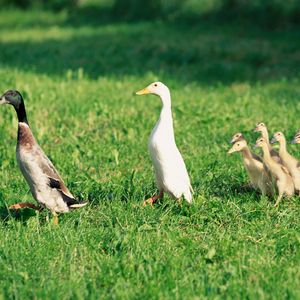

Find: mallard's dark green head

[0,90,28,124]
[0,90,23,107]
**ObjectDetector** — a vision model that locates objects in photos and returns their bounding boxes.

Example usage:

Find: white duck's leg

[143,191,164,206]
[9,202,40,210]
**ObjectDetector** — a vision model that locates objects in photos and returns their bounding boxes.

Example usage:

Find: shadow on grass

[207,180,262,202]
[0,4,300,84]
[0,206,37,224]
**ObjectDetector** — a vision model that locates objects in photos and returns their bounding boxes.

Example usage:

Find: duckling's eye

[237,143,240,146]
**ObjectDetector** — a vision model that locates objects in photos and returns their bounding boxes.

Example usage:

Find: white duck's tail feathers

[69,201,88,209]
[183,188,193,204]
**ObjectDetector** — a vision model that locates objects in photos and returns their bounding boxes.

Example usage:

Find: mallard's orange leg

[143,191,164,206]
[9,202,40,210]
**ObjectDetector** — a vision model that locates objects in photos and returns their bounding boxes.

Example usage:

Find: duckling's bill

[136,87,150,95]
[227,146,235,154]
[291,136,300,144]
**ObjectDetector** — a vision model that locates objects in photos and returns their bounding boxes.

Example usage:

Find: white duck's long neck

[157,91,175,139]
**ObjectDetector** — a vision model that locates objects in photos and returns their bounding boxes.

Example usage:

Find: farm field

[0,2,300,299]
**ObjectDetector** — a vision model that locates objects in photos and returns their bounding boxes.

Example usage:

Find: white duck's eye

[154,83,158,87]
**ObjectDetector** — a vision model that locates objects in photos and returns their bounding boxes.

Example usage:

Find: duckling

[271,132,300,195]
[255,137,294,207]
[0,90,87,224]
[230,132,244,144]
[228,139,274,196]
[253,122,282,164]
[291,129,300,144]
[136,82,193,206]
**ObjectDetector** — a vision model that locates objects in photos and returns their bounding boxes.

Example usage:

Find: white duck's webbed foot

[143,191,163,207]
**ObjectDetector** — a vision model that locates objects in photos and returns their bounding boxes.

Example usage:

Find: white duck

[136,82,193,205]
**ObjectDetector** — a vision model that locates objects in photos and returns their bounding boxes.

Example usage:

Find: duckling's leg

[242,183,253,190]
[52,211,59,225]
[143,191,163,206]
[9,202,40,210]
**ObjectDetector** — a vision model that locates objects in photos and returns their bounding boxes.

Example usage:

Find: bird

[0,90,87,224]
[230,132,245,144]
[253,122,282,163]
[135,82,193,206]
[291,129,300,144]
[271,131,300,195]
[228,138,274,196]
[255,137,294,207]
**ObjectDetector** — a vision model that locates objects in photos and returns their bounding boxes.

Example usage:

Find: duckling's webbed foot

[143,191,163,207]
[241,183,254,191]
[9,202,40,211]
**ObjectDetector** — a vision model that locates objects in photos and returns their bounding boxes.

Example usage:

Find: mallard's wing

[34,147,74,197]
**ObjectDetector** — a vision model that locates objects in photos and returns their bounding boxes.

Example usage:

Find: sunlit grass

[0,6,300,300]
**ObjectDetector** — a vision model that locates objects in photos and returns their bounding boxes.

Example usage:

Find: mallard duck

[253,122,282,163]
[271,132,300,195]
[255,137,294,207]
[228,138,274,196]
[135,82,193,205]
[291,129,300,144]
[0,90,87,224]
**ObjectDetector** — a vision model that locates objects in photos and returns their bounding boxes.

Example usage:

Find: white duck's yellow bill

[136,88,150,95]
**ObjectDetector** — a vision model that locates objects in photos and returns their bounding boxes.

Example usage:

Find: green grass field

[1,2,300,299]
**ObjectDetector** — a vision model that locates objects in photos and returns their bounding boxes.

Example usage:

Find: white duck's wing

[152,144,193,202]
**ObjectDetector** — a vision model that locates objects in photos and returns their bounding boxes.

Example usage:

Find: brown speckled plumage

[17,123,35,149]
